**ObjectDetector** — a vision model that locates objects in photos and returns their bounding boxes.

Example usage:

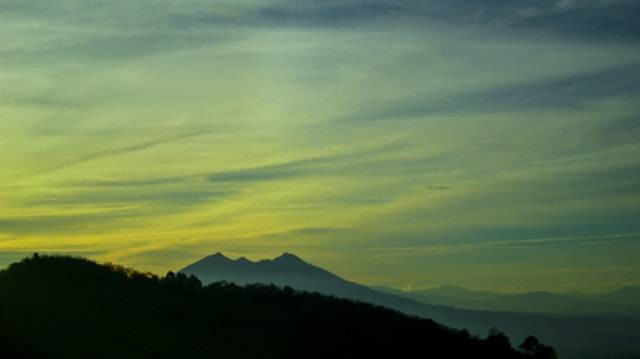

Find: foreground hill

[180,252,640,359]
[0,254,544,359]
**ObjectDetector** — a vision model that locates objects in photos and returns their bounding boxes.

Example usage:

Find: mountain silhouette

[595,286,640,309]
[181,252,495,331]
[181,252,378,297]
[0,254,542,359]
[375,285,640,315]
[180,252,640,359]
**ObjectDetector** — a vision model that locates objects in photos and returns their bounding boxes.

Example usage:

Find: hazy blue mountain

[181,252,464,323]
[180,252,640,359]
[594,286,640,309]
[180,252,359,293]
[414,285,503,301]
[375,285,640,315]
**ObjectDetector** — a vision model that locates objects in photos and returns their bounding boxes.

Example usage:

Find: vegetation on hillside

[0,254,555,359]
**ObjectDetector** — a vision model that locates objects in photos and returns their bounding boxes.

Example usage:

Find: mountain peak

[273,252,304,263]
[206,252,231,261]
[236,256,251,263]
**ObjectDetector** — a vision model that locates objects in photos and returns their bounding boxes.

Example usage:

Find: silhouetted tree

[283,285,295,295]
[187,275,202,292]
[176,272,188,287]
[487,327,512,354]
[520,336,540,352]
[519,336,557,359]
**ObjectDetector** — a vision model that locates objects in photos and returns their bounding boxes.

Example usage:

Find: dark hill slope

[180,252,640,359]
[0,255,541,359]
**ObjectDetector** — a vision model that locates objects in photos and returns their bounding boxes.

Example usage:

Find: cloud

[181,0,640,42]
[26,187,233,208]
[206,162,300,183]
[449,61,640,111]
[206,143,411,184]
[31,130,213,177]
[258,226,351,240]
[484,232,640,248]
[365,233,640,259]
[254,1,407,27]
[426,185,455,191]
[0,210,138,235]
[72,176,192,188]
[515,0,640,42]
[349,61,640,121]
[4,0,638,43]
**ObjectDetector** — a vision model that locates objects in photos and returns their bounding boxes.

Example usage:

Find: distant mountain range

[180,252,640,359]
[373,285,640,315]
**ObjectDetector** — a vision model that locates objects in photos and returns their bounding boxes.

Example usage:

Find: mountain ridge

[1,254,539,359]
[375,285,640,315]
[179,252,640,359]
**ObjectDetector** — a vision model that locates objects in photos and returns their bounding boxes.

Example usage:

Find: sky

[1,0,639,293]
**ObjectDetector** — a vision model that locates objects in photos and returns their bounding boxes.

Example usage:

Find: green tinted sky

[1,0,639,293]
